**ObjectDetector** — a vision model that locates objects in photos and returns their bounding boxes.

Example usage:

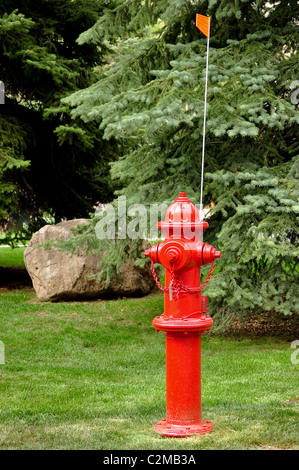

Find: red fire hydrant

[144,192,221,437]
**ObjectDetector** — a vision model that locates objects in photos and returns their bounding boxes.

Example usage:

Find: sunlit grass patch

[0,289,298,449]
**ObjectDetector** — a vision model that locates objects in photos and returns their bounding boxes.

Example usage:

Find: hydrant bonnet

[157,192,208,240]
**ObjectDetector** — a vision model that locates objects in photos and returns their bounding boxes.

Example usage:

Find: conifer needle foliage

[0,1,115,244]
[59,1,299,317]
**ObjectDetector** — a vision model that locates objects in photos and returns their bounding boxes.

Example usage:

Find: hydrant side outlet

[145,193,221,437]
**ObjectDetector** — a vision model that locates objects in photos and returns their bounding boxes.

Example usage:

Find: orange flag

[196,14,211,38]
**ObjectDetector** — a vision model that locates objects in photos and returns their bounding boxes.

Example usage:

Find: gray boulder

[24,219,155,301]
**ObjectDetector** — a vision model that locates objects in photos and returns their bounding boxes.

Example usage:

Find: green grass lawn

[0,246,26,268]
[0,288,298,450]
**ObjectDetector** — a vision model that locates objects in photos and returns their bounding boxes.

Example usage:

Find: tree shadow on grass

[0,266,32,289]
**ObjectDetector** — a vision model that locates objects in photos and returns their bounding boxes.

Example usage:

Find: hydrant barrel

[145,193,221,437]
[165,331,202,424]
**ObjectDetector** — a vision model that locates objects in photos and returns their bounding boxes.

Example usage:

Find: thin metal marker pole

[199,35,210,222]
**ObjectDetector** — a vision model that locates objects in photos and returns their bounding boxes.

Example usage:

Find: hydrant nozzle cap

[144,249,150,257]
[215,250,221,259]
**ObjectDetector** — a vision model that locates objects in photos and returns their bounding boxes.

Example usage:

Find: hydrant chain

[150,259,214,297]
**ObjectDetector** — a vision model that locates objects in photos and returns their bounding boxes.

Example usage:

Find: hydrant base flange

[153,314,213,332]
[154,419,213,438]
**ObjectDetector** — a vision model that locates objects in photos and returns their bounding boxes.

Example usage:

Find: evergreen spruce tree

[203,157,299,319]
[63,1,299,318]
[0,2,115,244]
